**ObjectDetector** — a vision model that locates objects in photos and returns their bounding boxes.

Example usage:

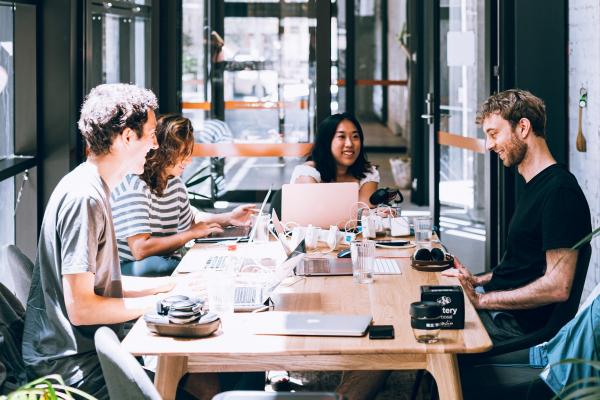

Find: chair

[94,326,161,400]
[482,243,592,357]
[0,282,28,394]
[411,244,593,399]
[0,244,34,309]
[269,188,282,219]
[213,392,345,400]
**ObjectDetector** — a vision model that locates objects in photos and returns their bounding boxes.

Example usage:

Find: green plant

[1,374,97,400]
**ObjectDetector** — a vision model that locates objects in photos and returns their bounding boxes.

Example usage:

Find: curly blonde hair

[140,114,194,196]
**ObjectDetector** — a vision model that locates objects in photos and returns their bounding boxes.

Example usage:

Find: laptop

[195,187,272,243]
[233,253,304,311]
[281,182,359,228]
[251,312,373,337]
[271,212,401,276]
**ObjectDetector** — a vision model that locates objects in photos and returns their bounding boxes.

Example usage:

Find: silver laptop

[271,210,353,276]
[233,253,304,311]
[251,312,373,336]
[195,187,272,243]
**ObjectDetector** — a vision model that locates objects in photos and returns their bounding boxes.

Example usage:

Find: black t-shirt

[484,164,591,332]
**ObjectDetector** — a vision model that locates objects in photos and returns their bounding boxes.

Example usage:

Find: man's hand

[228,204,259,226]
[189,221,223,238]
[457,273,484,309]
[442,256,479,286]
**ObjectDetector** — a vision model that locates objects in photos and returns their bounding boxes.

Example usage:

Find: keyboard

[235,286,260,305]
[373,259,401,275]
[204,255,227,271]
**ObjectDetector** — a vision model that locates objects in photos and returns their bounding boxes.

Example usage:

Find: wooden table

[122,242,492,400]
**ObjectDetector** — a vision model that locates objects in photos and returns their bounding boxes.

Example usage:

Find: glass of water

[350,240,375,284]
[414,216,432,247]
[251,213,270,243]
[206,269,236,317]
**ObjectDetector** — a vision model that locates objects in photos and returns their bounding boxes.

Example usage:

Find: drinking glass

[251,213,270,243]
[350,240,375,284]
[414,216,432,246]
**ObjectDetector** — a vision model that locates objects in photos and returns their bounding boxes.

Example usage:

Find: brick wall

[568,0,600,302]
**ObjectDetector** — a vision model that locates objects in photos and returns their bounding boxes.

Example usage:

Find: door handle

[421,92,434,122]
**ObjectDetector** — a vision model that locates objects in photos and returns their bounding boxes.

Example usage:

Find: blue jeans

[120,256,180,277]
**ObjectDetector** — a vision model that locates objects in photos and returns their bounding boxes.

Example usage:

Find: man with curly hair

[21,84,175,398]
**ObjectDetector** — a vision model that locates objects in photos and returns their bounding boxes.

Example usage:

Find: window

[0,1,38,257]
[86,0,153,91]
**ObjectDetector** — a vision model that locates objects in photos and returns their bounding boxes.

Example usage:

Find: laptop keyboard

[235,286,259,304]
[373,259,401,275]
[204,255,227,271]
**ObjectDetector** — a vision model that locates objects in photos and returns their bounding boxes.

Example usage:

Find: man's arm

[121,275,175,297]
[63,272,159,326]
[475,248,578,310]
[475,271,493,286]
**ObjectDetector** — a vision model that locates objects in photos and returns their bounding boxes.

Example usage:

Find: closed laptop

[251,312,372,337]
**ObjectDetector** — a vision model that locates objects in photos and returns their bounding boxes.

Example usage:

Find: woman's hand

[189,221,223,238]
[228,204,259,226]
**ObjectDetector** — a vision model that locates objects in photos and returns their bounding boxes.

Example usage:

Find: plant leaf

[570,226,600,250]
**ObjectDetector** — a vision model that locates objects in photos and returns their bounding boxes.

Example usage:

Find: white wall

[569,0,600,302]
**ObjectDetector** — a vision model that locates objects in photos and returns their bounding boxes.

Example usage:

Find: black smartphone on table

[369,324,395,339]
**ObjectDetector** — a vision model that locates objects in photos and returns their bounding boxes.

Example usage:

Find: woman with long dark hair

[111,114,255,277]
[291,113,380,206]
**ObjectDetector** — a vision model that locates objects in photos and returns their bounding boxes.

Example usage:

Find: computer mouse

[337,248,352,258]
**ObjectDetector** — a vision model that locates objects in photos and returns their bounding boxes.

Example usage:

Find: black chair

[269,188,282,219]
[459,349,554,400]
[411,244,593,399]
[479,243,592,357]
[0,282,28,394]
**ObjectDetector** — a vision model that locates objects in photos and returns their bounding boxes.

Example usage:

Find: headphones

[156,295,206,324]
[414,247,447,262]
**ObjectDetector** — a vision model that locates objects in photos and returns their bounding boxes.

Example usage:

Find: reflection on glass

[0,4,14,159]
[438,0,488,272]
[90,7,151,89]
[182,1,315,144]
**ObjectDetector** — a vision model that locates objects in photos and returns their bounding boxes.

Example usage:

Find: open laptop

[195,187,272,243]
[251,312,373,337]
[281,182,359,228]
[272,210,401,276]
[233,253,304,311]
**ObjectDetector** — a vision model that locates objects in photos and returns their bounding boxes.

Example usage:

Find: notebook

[195,187,272,243]
[251,312,373,336]
[233,253,304,311]
[281,182,359,228]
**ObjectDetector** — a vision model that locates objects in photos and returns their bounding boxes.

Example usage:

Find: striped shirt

[194,119,234,143]
[110,174,194,262]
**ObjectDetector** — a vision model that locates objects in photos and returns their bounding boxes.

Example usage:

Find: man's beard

[504,132,527,167]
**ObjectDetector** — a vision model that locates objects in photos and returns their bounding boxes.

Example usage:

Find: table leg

[155,355,188,400]
[426,353,462,400]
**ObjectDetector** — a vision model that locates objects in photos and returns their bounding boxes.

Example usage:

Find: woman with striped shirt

[111,114,255,276]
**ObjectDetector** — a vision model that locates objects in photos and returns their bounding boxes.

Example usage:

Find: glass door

[423,0,492,273]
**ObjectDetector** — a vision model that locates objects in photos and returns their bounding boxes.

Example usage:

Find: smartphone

[375,240,410,247]
[369,324,395,339]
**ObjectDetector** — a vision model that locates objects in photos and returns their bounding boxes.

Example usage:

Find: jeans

[120,256,180,277]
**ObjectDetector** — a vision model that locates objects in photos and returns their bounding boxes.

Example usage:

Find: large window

[0,1,38,258]
[86,0,153,92]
